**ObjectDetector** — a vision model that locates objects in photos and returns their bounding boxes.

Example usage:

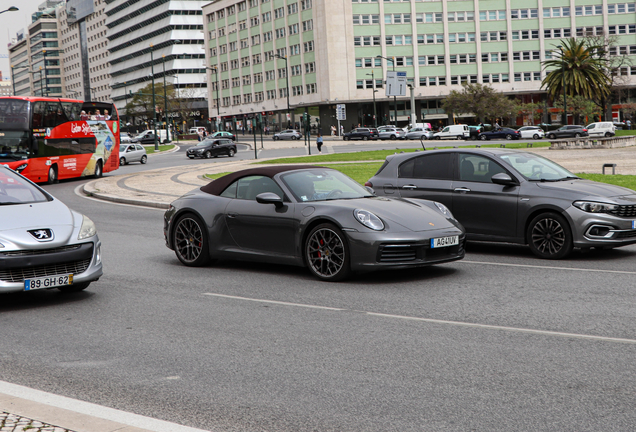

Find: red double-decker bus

[0,96,120,183]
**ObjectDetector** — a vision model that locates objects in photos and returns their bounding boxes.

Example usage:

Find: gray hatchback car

[367,148,636,259]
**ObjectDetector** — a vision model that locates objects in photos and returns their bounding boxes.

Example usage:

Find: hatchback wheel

[390,135,396,140]
[533,134,540,140]
[363,136,368,141]
[291,136,297,140]
[228,148,235,157]
[344,136,349,141]
[575,133,581,138]
[305,223,350,281]
[527,212,573,259]
[173,213,211,266]
[140,155,147,164]
[548,133,556,139]
[119,157,126,166]
[204,151,211,159]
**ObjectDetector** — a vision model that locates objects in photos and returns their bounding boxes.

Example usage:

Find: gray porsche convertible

[0,165,103,294]
[164,166,466,281]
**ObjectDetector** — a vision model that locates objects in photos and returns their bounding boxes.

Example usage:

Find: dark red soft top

[200,165,324,196]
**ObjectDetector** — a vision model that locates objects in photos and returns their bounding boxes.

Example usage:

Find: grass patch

[257,142,550,165]
[204,172,232,180]
[143,144,175,154]
[577,173,636,190]
[616,130,636,136]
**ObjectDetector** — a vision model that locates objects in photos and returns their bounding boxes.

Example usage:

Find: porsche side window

[398,154,452,179]
[242,176,284,201]
[220,180,238,198]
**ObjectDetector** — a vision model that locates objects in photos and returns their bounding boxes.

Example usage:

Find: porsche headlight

[434,202,453,218]
[78,215,97,240]
[354,209,384,231]
[573,201,618,213]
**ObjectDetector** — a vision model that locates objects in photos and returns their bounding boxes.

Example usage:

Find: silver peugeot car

[367,148,636,259]
[0,165,103,293]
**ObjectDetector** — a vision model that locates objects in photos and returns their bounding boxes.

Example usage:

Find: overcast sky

[1,0,51,81]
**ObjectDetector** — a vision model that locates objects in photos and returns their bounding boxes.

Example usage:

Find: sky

[1,0,48,81]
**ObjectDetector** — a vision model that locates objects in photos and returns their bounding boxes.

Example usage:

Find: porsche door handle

[402,185,417,190]
[454,187,471,193]
[227,212,238,218]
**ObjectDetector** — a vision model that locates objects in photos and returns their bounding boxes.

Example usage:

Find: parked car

[120,132,133,143]
[378,127,406,140]
[343,128,379,141]
[164,166,465,281]
[119,143,148,166]
[0,165,103,294]
[432,124,470,140]
[131,131,156,144]
[546,125,589,139]
[405,127,435,140]
[468,125,484,140]
[478,127,521,140]
[586,122,616,138]
[186,138,237,159]
[517,126,545,140]
[209,131,236,141]
[189,127,207,135]
[366,148,636,259]
[273,129,302,140]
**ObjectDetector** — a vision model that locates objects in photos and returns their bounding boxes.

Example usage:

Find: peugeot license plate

[431,236,459,248]
[25,274,73,291]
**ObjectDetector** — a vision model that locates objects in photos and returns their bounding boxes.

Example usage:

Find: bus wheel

[47,165,58,184]
[94,160,103,178]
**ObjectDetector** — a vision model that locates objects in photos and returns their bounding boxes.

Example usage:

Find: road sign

[336,104,346,121]
[386,71,407,97]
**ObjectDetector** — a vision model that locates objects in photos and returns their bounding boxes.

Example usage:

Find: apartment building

[106,0,209,126]
[8,1,65,98]
[203,0,636,130]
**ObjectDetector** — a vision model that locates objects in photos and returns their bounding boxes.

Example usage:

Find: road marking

[0,380,213,432]
[462,260,636,275]
[203,293,636,345]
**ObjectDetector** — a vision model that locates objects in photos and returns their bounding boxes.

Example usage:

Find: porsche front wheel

[173,214,211,266]
[305,224,350,281]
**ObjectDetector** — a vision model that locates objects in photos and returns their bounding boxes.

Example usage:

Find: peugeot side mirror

[491,173,517,186]
[256,192,284,208]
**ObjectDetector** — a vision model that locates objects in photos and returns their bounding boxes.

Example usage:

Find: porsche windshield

[281,169,374,202]
[498,153,578,181]
[0,167,50,205]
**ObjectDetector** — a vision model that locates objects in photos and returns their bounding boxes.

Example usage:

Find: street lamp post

[42,50,48,96]
[376,55,397,127]
[274,53,290,128]
[37,67,44,96]
[206,66,222,131]
[0,6,19,15]
[366,71,377,128]
[557,45,567,126]
[149,44,158,151]
[162,55,170,142]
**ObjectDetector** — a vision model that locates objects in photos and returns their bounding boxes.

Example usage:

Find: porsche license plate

[431,236,459,248]
[25,274,73,291]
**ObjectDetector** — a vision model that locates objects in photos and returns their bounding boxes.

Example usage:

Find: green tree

[442,83,515,124]
[553,95,601,125]
[125,82,176,126]
[541,38,610,105]
[515,102,543,125]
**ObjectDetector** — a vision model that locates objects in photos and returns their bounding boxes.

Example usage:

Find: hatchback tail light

[582,129,588,132]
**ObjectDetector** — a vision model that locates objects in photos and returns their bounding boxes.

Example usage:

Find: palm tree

[541,38,610,103]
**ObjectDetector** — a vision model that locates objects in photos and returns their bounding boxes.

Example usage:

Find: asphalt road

[2,145,636,431]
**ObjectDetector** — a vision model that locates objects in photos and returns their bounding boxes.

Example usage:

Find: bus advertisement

[0,96,120,183]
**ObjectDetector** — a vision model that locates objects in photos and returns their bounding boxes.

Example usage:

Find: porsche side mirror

[365,186,376,195]
[256,192,283,208]
[491,173,517,186]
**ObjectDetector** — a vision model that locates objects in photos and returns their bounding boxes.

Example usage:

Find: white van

[585,122,615,138]
[189,127,207,135]
[433,124,470,140]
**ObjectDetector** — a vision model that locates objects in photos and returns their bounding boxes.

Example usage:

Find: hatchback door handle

[402,185,417,190]
[454,187,471,193]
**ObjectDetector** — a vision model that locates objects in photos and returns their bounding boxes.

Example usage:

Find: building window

[306,83,316,94]
[305,62,315,73]
[287,3,298,14]
[301,0,312,10]
[302,20,313,31]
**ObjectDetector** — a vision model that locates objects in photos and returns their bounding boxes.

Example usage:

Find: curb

[82,180,171,209]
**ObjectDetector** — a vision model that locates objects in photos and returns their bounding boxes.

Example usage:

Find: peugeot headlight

[573,201,618,213]
[434,202,453,218]
[354,209,384,231]
[78,215,97,240]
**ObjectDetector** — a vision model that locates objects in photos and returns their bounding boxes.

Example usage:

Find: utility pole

[150,44,158,151]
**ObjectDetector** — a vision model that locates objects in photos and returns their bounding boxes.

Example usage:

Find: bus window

[61,102,82,121]
[44,102,69,127]
[32,101,45,129]
[79,138,96,153]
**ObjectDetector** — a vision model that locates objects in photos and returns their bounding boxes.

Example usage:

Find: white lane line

[203,293,346,311]
[0,381,213,432]
[203,293,636,345]
[462,260,636,275]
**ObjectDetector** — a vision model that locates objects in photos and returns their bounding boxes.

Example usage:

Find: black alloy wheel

[527,212,573,259]
[506,134,513,140]
[47,165,58,184]
[575,133,582,138]
[140,155,147,164]
[173,214,211,266]
[228,148,235,157]
[480,135,488,141]
[119,157,126,166]
[344,136,349,141]
[363,136,368,141]
[204,150,212,159]
[390,134,396,140]
[305,223,350,281]
[548,133,556,139]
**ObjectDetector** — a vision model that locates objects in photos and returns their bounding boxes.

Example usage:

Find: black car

[367,148,636,259]
[343,128,379,141]
[546,125,589,139]
[186,138,236,159]
[131,132,157,144]
[478,127,521,141]
[164,166,465,281]
[468,125,483,140]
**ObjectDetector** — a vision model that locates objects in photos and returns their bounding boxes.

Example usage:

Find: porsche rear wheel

[305,223,350,281]
[173,213,211,266]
